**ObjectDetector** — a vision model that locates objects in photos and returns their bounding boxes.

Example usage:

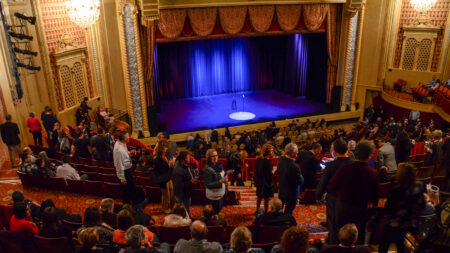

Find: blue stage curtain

[153,34,327,102]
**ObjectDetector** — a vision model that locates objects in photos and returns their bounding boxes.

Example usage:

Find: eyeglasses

[210,155,218,157]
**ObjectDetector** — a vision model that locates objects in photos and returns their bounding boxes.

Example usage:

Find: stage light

[16,62,40,71]
[66,0,100,29]
[8,31,33,41]
[14,13,36,25]
[13,47,37,56]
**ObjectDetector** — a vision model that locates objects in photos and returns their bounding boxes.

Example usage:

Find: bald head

[191,220,207,240]
[270,197,283,212]
[339,224,358,247]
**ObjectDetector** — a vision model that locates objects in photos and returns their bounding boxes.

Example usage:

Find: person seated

[225,226,263,253]
[76,206,114,245]
[74,227,103,253]
[40,198,82,223]
[174,220,223,253]
[18,152,37,174]
[22,146,37,162]
[100,198,117,228]
[10,202,39,234]
[38,151,52,168]
[34,158,55,177]
[56,155,88,180]
[113,209,156,246]
[122,225,169,253]
[199,204,227,227]
[271,226,317,253]
[72,130,92,159]
[320,224,370,253]
[38,206,72,240]
[254,198,297,227]
[121,204,153,227]
[58,131,71,154]
[163,203,191,227]
[444,79,450,87]
[9,190,40,220]
[136,150,152,172]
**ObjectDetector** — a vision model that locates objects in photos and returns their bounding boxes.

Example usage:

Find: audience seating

[393,79,407,92]
[62,220,82,232]
[104,182,122,198]
[0,205,13,230]
[158,226,191,246]
[34,235,73,253]
[378,182,392,198]
[0,231,37,253]
[257,225,289,244]
[205,226,226,244]
[417,165,435,179]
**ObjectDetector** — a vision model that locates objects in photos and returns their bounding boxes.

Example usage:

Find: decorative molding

[342,11,359,108]
[90,28,102,98]
[158,0,346,9]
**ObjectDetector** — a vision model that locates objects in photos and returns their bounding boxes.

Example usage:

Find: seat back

[47,177,68,191]
[206,226,225,244]
[66,179,86,194]
[62,219,82,232]
[99,173,120,183]
[0,231,37,253]
[158,226,190,245]
[104,182,122,198]
[431,176,446,190]
[17,172,33,187]
[0,205,13,230]
[34,235,72,253]
[257,225,289,244]
[252,242,277,253]
[378,182,392,198]
[84,181,105,196]
[135,176,152,187]
[417,166,435,179]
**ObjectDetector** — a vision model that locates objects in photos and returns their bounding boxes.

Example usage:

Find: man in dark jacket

[80,97,91,114]
[316,138,354,244]
[297,142,322,190]
[40,106,59,142]
[328,141,379,245]
[278,143,303,215]
[0,114,21,167]
[254,197,297,227]
[395,129,413,163]
[173,151,196,216]
[90,129,110,161]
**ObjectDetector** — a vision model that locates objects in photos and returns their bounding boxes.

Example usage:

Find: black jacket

[0,121,20,146]
[316,157,355,200]
[152,157,172,188]
[395,131,412,163]
[255,158,274,198]
[172,161,194,200]
[41,112,58,132]
[297,150,321,190]
[277,156,303,200]
[204,162,225,190]
[254,211,297,227]
[90,135,110,161]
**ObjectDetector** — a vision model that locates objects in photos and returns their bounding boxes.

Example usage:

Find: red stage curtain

[187,7,218,36]
[325,4,341,103]
[248,5,275,32]
[218,6,248,34]
[275,5,302,32]
[140,20,157,106]
[157,9,186,39]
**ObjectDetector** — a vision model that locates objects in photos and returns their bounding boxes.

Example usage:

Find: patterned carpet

[0,161,327,238]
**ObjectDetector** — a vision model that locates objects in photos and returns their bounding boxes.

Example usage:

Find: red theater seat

[34,235,72,253]
[104,182,122,198]
[158,226,190,246]
[0,205,13,230]
[206,226,226,244]
[84,181,105,196]
[257,225,289,244]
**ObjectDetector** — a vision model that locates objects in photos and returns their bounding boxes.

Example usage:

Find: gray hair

[125,225,147,248]
[339,224,358,246]
[270,197,283,212]
[347,140,356,150]
[284,143,298,156]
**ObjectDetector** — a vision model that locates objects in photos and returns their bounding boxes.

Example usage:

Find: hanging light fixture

[66,0,100,29]
[409,0,437,26]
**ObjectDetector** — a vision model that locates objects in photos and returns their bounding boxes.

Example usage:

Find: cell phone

[320,164,326,169]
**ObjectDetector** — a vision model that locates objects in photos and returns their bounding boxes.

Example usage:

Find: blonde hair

[78,227,99,248]
[259,143,273,159]
[230,226,253,252]
[432,130,442,140]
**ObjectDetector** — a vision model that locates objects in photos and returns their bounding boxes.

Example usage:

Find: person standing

[204,149,227,214]
[152,141,174,214]
[80,97,92,114]
[26,112,42,146]
[255,143,274,213]
[297,142,322,190]
[0,114,22,168]
[395,129,412,163]
[90,129,110,161]
[114,131,138,205]
[442,137,450,191]
[316,138,354,244]
[376,138,397,173]
[278,143,303,215]
[173,151,196,216]
[40,106,59,142]
[328,141,379,245]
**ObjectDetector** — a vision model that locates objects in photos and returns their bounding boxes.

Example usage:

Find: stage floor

[158,90,326,133]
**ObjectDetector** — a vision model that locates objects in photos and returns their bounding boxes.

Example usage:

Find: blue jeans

[175,196,191,216]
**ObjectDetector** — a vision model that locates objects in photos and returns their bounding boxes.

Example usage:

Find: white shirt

[56,163,80,180]
[113,141,132,182]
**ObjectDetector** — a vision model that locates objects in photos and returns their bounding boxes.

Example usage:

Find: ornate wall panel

[393,0,449,71]
[60,65,75,108]
[39,0,94,110]
[402,38,418,70]
[343,12,359,107]
[416,39,433,71]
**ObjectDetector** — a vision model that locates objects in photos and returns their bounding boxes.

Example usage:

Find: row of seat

[433,86,450,114]
[413,86,430,102]
[17,172,240,205]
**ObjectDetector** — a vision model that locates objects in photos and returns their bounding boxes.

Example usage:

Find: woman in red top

[10,202,39,234]
[112,209,154,246]
[26,112,43,146]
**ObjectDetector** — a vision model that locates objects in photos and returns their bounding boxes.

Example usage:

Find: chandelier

[410,0,437,13]
[66,0,100,29]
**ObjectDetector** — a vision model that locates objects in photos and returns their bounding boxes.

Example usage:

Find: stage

[158,90,326,133]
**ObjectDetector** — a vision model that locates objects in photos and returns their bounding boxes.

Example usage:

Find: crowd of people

[0,99,450,252]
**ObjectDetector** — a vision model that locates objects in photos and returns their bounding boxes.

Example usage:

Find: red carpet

[0,161,327,238]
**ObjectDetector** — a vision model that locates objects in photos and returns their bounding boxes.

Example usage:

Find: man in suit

[173,151,197,216]
[278,143,303,214]
[376,138,397,183]
[395,129,412,163]
[316,138,354,244]
[0,114,21,168]
[297,142,322,190]
[90,128,110,161]
[328,141,379,245]
[254,197,297,227]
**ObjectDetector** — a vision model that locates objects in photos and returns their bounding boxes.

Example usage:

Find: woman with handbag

[255,144,274,213]
[204,149,228,214]
[152,141,174,214]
